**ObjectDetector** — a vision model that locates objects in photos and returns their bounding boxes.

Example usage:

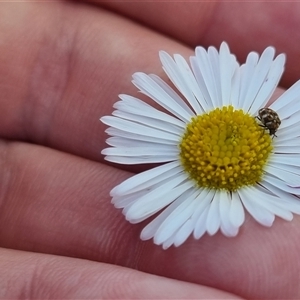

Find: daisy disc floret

[180,105,272,191]
[101,42,300,249]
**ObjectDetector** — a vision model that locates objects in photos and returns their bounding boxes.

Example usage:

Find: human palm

[0,1,300,298]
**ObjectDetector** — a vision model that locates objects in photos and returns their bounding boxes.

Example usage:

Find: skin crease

[0,1,300,298]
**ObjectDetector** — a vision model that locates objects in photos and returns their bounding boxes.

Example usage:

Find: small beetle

[256,107,281,137]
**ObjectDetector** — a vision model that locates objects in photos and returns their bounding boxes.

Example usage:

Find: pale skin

[1,1,300,298]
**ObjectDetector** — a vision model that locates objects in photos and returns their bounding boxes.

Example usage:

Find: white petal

[260,179,300,214]
[260,199,293,221]
[271,154,300,167]
[275,134,300,143]
[230,68,242,107]
[219,42,234,106]
[161,233,177,250]
[105,127,178,145]
[193,46,220,108]
[276,122,300,139]
[132,72,193,122]
[148,74,198,116]
[277,114,300,130]
[140,188,194,240]
[101,116,179,142]
[112,110,184,135]
[206,192,221,235]
[273,137,300,147]
[191,190,216,239]
[111,161,181,196]
[245,47,275,112]
[118,94,186,128]
[275,101,300,126]
[268,161,300,176]
[263,174,300,195]
[106,137,176,148]
[104,155,177,165]
[229,192,245,228]
[113,189,148,208]
[270,80,300,114]
[117,171,184,202]
[246,184,293,221]
[125,179,193,222]
[208,46,222,107]
[154,191,198,245]
[219,192,239,237]
[190,56,212,110]
[173,219,194,247]
[277,143,300,153]
[193,205,210,239]
[189,189,215,223]
[238,187,275,226]
[102,146,178,157]
[174,54,209,112]
[239,52,259,111]
[264,164,300,187]
[159,51,205,114]
[248,52,285,114]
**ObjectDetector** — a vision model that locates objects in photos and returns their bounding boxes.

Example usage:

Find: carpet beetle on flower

[256,107,281,137]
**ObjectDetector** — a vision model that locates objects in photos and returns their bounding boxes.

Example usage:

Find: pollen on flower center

[179,105,273,191]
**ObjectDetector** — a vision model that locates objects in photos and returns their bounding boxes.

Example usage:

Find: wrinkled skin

[0,1,300,298]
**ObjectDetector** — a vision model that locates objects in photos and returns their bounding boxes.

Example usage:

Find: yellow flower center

[179,106,273,191]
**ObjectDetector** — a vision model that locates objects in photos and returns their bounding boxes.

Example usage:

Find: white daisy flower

[101,42,300,249]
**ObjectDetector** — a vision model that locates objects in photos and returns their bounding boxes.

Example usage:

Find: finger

[94,1,216,48]
[0,1,292,166]
[0,139,129,258]
[1,139,300,299]
[0,248,242,299]
[0,3,299,296]
[0,1,189,164]
[96,1,300,87]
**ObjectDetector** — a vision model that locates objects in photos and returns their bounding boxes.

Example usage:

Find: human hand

[0,1,300,298]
